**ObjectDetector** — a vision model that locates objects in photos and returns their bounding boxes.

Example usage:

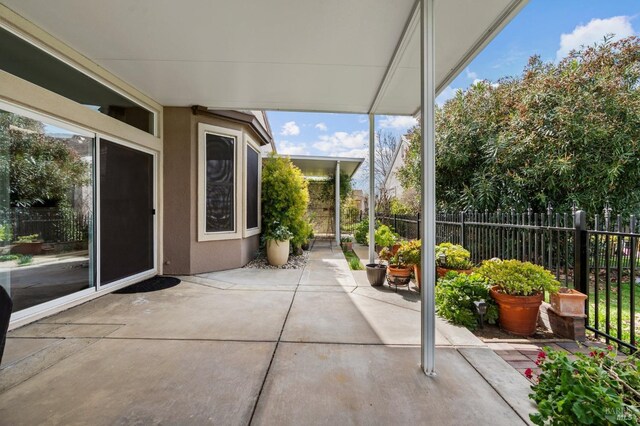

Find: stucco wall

[163,107,262,275]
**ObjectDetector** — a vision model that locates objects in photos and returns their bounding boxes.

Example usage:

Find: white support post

[420,0,436,376]
[335,161,341,245]
[368,114,375,264]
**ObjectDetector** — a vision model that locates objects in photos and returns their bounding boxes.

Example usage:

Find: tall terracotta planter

[490,286,543,336]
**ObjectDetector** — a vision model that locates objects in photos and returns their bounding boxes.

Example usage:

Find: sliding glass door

[0,106,94,313]
[99,139,154,285]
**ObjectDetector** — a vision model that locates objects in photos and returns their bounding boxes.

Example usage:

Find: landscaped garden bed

[244,249,309,270]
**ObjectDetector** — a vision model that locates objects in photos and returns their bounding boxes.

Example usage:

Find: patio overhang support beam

[368,114,375,264]
[335,161,341,245]
[368,0,420,115]
[420,0,436,376]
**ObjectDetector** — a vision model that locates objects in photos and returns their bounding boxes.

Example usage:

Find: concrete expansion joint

[247,246,307,425]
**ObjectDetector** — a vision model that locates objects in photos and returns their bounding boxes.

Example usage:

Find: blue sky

[267,0,639,185]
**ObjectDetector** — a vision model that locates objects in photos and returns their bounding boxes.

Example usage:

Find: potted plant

[400,239,421,289]
[264,224,293,266]
[550,287,588,317]
[12,234,43,256]
[373,224,397,253]
[340,236,353,251]
[477,259,560,336]
[365,247,388,286]
[386,241,412,286]
[435,242,473,277]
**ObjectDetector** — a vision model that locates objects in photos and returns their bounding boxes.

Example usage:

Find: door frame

[95,134,158,290]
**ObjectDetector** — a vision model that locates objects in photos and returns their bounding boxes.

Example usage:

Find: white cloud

[436,86,460,106]
[466,68,478,81]
[312,130,369,156]
[277,140,308,155]
[379,115,418,130]
[315,122,328,132]
[556,16,635,61]
[280,121,300,136]
[338,148,368,158]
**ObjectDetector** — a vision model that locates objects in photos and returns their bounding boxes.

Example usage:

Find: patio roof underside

[288,156,363,180]
[2,0,527,115]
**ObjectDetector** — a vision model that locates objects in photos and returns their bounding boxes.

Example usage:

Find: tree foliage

[261,154,310,247]
[0,112,90,208]
[398,36,640,215]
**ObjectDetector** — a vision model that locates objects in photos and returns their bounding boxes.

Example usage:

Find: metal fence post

[460,211,466,248]
[574,210,588,296]
[417,213,421,240]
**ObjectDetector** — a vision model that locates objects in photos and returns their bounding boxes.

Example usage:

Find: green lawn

[587,281,639,349]
[342,247,364,270]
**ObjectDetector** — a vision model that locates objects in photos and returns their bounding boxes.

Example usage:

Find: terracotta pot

[436,266,473,278]
[387,264,411,286]
[550,288,587,317]
[366,264,386,286]
[490,286,543,336]
[266,239,290,266]
[414,265,421,290]
[342,242,353,251]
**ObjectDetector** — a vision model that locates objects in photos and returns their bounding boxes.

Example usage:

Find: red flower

[607,345,613,351]
[524,368,533,379]
[589,351,596,357]
[537,351,546,359]
[599,352,605,358]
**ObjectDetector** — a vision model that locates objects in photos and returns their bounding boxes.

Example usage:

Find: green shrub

[476,259,560,296]
[398,239,420,265]
[529,347,639,425]
[0,224,13,243]
[374,224,397,248]
[262,155,311,248]
[435,242,472,269]
[435,272,498,330]
[16,234,40,243]
[16,254,33,265]
[353,218,369,245]
[0,254,18,262]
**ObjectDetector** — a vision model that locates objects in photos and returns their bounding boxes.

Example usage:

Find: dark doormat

[114,276,181,294]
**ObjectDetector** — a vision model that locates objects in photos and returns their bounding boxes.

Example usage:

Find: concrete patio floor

[0,240,536,425]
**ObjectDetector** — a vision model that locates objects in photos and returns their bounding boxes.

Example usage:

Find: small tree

[261,155,310,248]
[0,112,90,208]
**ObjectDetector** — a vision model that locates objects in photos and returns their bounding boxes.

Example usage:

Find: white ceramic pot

[267,239,290,266]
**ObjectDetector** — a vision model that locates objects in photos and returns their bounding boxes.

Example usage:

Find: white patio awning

[287,155,363,179]
[1,0,526,115]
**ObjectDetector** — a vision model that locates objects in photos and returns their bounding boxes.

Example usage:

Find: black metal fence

[341,209,365,234]
[5,208,90,244]
[365,209,638,352]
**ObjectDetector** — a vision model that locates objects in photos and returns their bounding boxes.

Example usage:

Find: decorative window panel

[205,133,235,233]
[246,146,259,230]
